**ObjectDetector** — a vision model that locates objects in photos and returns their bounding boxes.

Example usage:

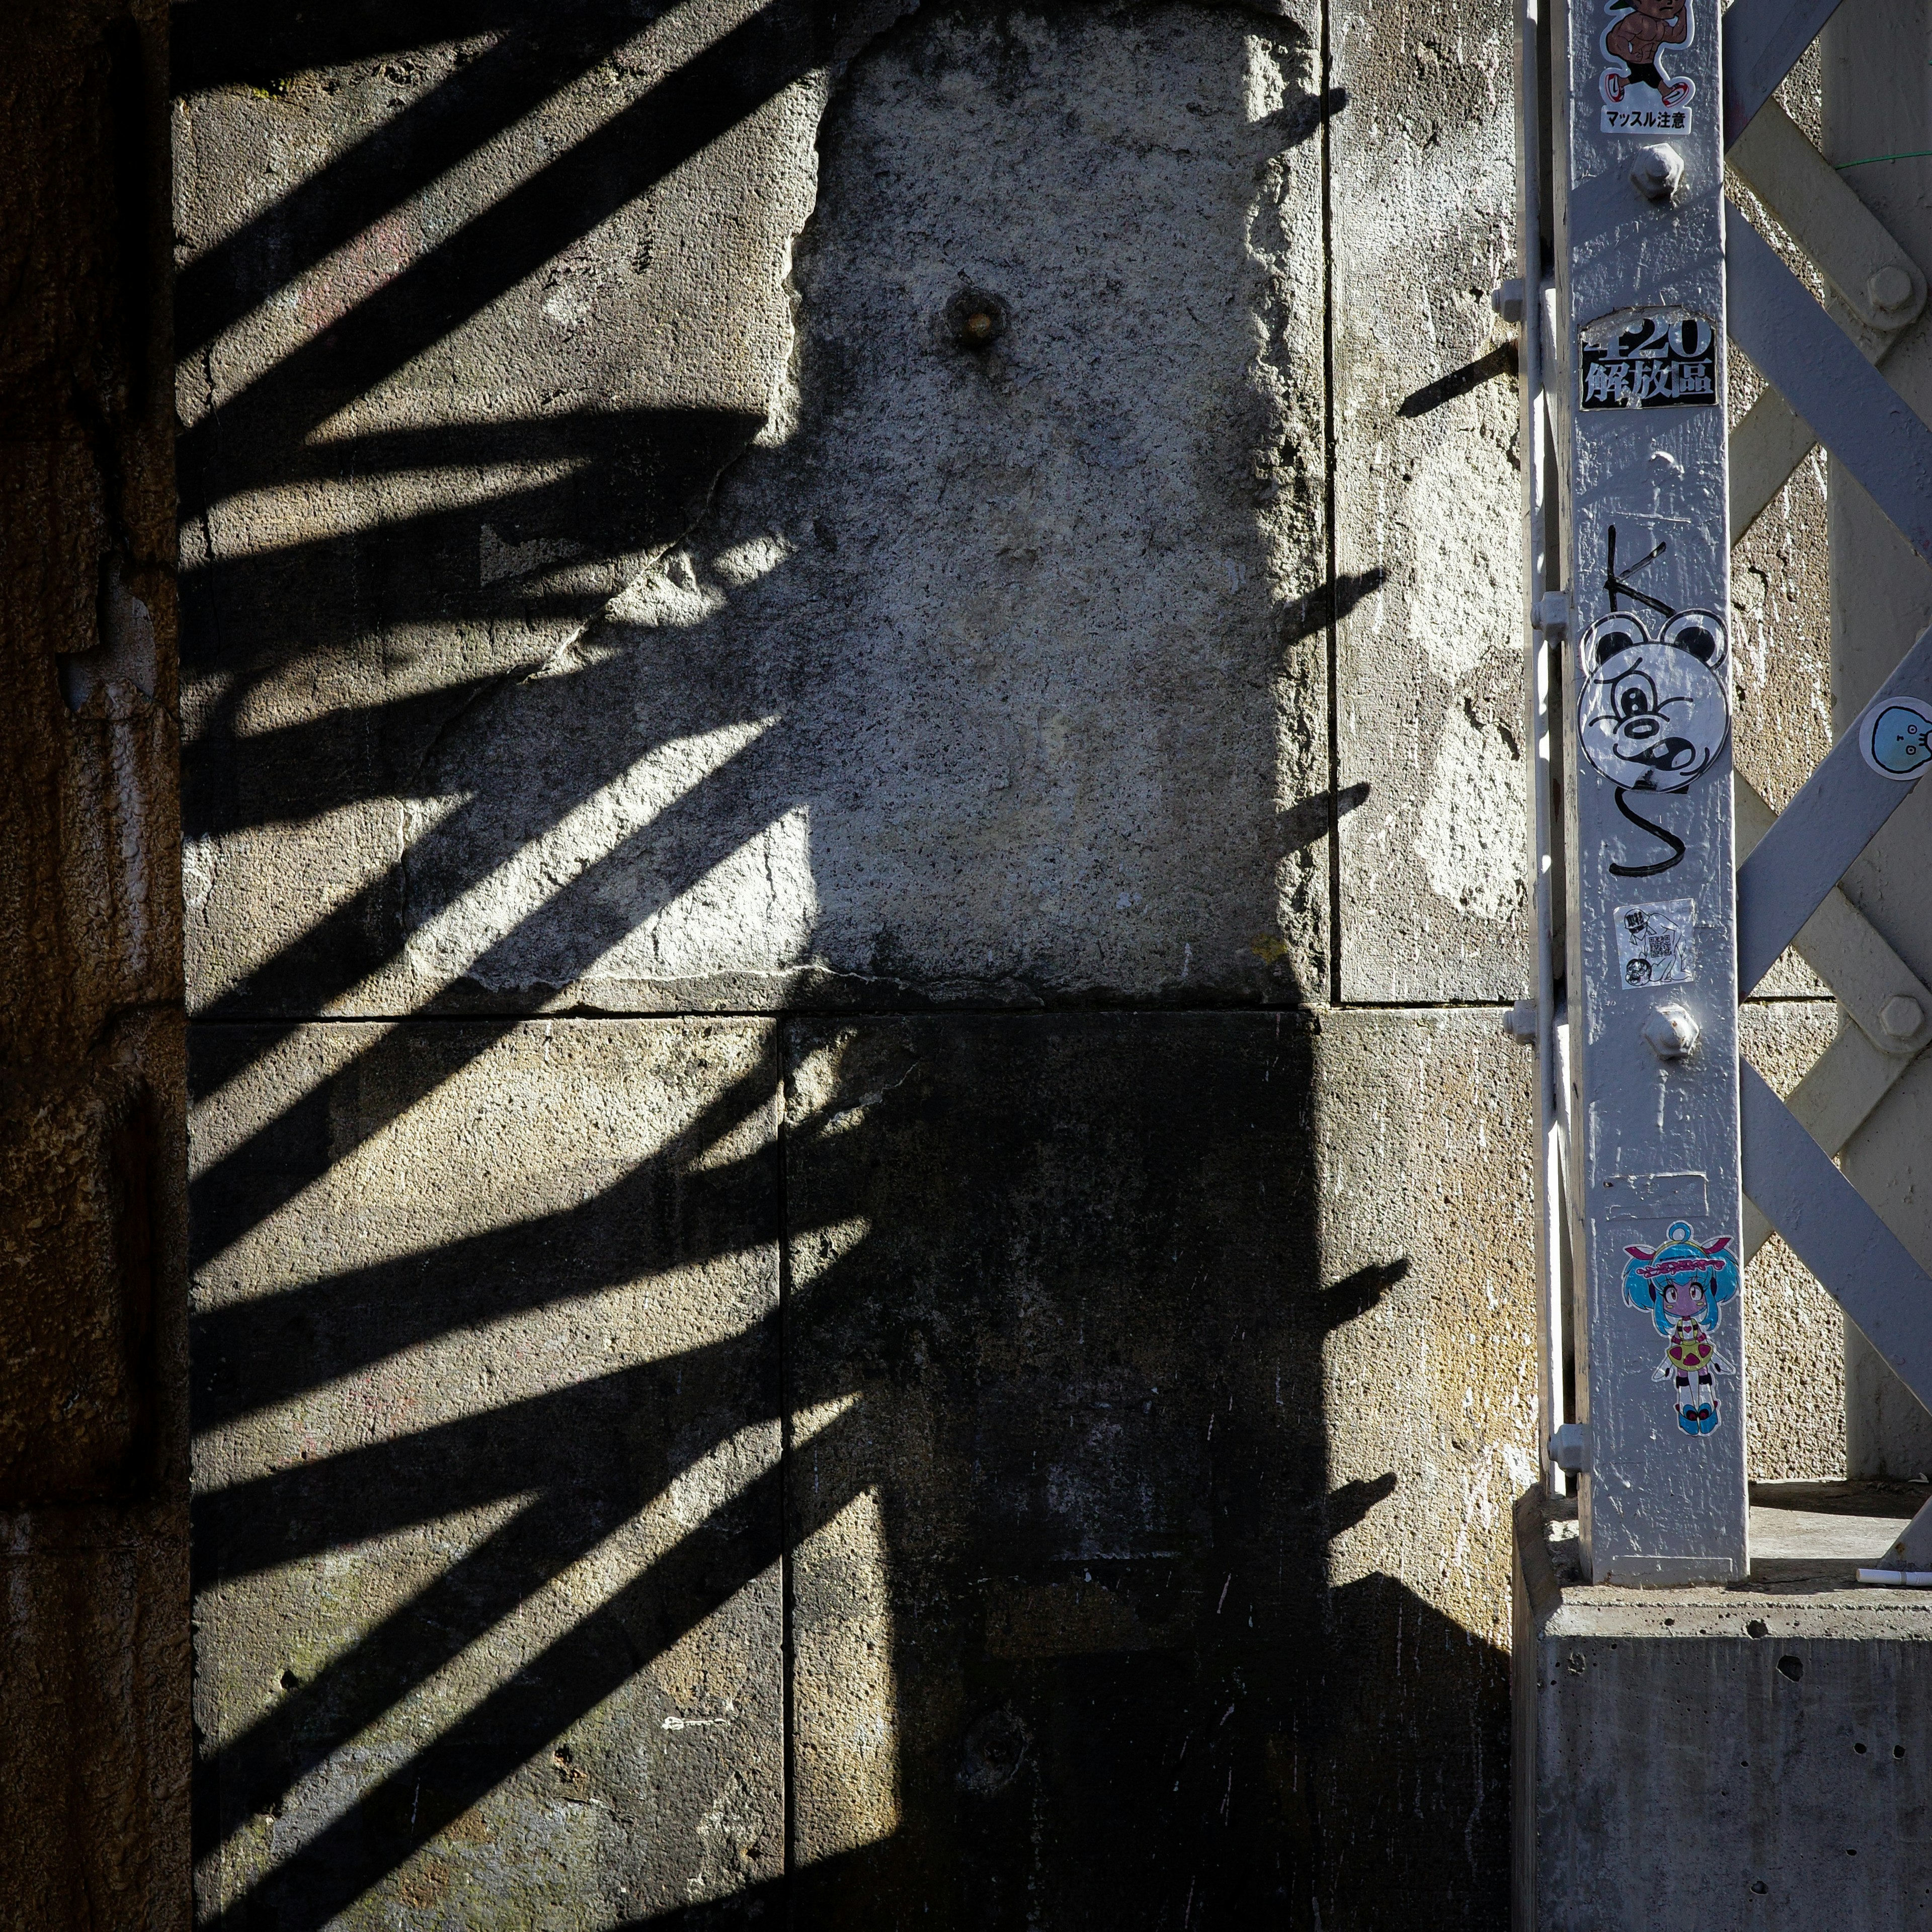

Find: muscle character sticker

[1623,1221,1740,1435]
[1615,897,1696,986]
[1860,695,1932,780]
[1599,0,1694,133]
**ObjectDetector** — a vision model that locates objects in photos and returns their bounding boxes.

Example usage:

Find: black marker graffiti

[1609,786,1688,877]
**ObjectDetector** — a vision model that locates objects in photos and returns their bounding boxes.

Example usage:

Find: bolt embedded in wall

[1503,996,1538,1044]
[1491,278,1525,324]
[1549,1422,1590,1473]
[1881,995,1925,1041]
[1868,265,1916,319]
[1629,143,1684,203]
[945,287,1007,350]
[1642,1003,1700,1060]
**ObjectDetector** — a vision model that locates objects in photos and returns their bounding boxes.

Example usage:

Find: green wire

[1836,150,1932,171]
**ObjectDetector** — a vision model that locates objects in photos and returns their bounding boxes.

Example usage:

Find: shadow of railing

[178,3,1509,1925]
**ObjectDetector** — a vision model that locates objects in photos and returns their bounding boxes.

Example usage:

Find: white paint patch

[1402,435,1520,684]
[1242,34,1296,121]
[1413,702,1527,922]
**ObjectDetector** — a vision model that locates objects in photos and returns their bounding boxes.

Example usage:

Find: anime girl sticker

[1599,0,1695,133]
[1623,1221,1740,1435]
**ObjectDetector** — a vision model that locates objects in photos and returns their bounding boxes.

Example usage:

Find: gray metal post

[1548,0,1748,1581]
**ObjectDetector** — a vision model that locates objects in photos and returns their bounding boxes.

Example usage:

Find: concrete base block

[1513,1483,1932,1931]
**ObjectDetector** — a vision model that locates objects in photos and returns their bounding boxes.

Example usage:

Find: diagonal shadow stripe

[179,408,760,675]
[193,1488,593,1862]
[188,719,795,1287]
[172,0,571,91]
[176,0,679,357]
[204,1398,869,1932]
[192,1076,782,1431]
[191,672,789,1017]
[178,0,831,517]
[194,1310,778,1586]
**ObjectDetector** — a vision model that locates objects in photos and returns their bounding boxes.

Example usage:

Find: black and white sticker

[1579,311,1717,412]
[1615,898,1697,987]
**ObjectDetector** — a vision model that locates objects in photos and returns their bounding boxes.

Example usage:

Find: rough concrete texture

[189,1008,1535,1925]
[179,0,1332,1020]
[0,2,189,1925]
[1329,0,1530,1001]
[1738,1001,1846,1481]
[1515,1486,1932,1929]
[783,1007,1535,1923]
[167,3,1868,1929]
[191,1019,783,1926]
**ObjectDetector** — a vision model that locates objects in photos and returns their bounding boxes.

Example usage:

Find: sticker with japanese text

[1623,1222,1738,1436]
[1615,898,1696,987]
[1599,0,1695,133]
[1580,310,1717,412]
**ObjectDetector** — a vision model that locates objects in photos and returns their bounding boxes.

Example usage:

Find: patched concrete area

[783,1009,1531,1924]
[190,1020,783,1926]
[181,0,1331,1020]
[1330,0,1528,1002]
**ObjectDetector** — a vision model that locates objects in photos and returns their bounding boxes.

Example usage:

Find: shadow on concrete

[179,4,1509,1926]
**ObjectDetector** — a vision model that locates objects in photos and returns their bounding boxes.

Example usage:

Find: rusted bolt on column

[1643,1003,1701,1061]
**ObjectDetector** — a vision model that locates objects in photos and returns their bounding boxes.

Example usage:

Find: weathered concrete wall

[173,1,1854,1927]
[191,1007,1533,1924]
[0,2,188,1925]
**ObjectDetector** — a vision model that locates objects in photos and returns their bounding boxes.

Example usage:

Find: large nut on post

[1642,1003,1700,1061]
[1881,995,1926,1044]
[1549,1422,1591,1474]
[1868,265,1918,321]
[1629,142,1685,203]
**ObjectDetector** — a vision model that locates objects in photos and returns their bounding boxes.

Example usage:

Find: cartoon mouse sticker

[1600,0,1695,128]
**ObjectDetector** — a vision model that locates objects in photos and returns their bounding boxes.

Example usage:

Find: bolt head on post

[1868,265,1916,319]
[1629,143,1685,203]
[1881,994,1926,1041]
[1642,1003,1701,1060]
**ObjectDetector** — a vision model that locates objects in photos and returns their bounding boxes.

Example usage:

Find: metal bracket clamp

[1728,102,1926,336]
[1727,216,1932,565]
